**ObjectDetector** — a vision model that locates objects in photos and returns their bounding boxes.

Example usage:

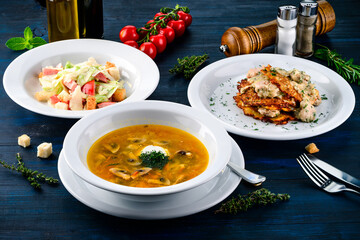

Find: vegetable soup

[87,124,209,188]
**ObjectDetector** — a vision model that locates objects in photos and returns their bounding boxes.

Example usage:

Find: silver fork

[296,154,360,195]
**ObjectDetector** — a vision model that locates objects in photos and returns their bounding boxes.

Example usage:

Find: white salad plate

[58,137,244,220]
[188,53,355,140]
[3,39,159,118]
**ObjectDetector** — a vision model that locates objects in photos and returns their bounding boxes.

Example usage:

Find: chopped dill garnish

[139,151,169,169]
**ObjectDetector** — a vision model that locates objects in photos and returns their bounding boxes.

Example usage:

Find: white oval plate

[3,39,159,118]
[188,54,355,140]
[58,137,243,219]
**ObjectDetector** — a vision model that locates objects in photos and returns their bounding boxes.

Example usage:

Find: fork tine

[301,154,329,181]
[299,155,327,183]
[296,157,322,187]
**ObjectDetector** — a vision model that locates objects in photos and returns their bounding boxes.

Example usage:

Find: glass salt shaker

[295,1,318,57]
[275,6,298,56]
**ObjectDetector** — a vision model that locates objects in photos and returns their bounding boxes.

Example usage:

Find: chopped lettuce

[64,61,73,69]
[95,94,108,103]
[39,77,63,94]
[97,80,123,98]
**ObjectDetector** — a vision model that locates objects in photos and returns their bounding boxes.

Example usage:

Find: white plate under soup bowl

[63,100,232,201]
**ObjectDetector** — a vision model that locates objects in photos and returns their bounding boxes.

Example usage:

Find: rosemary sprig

[215,188,290,214]
[169,54,209,79]
[314,44,360,85]
[0,153,59,189]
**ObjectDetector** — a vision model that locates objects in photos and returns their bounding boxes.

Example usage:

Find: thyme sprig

[314,44,360,85]
[169,54,209,79]
[215,188,290,214]
[0,153,59,189]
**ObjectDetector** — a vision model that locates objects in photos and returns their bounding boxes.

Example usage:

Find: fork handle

[345,188,360,195]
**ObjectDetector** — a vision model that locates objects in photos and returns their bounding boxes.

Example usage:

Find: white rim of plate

[188,53,355,140]
[3,39,160,118]
[63,100,232,196]
[58,136,243,219]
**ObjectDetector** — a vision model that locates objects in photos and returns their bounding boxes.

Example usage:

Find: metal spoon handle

[227,161,266,185]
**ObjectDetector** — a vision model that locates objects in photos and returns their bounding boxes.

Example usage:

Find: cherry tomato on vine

[119,25,139,42]
[167,19,186,37]
[138,27,148,40]
[177,11,192,27]
[124,40,139,49]
[139,42,157,59]
[154,12,165,20]
[150,34,167,53]
[159,26,175,44]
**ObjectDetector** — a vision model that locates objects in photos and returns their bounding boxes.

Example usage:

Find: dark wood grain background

[1,0,359,239]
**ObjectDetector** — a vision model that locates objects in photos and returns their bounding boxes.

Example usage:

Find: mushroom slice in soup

[176,150,193,158]
[109,168,131,180]
[147,177,171,186]
[150,140,169,146]
[128,137,146,144]
[104,142,120,154]
[131,167,152,179]
[126,158,142,166]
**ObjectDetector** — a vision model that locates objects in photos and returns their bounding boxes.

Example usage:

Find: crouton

[112,88,126,102]
[105,61,115,69]
[34,91,54,102]
[305,143,319,154]
[37,142,52,158]
[54,102,69,110]
[57,90,71,103]
[85,96,97,110]
[18,134,31,148]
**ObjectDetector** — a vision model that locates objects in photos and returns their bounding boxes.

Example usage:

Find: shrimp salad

[35,57,126,111]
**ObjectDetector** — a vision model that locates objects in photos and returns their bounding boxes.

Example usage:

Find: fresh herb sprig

[0,153,59,189]
[169,54,209,79]
[215,188,290,214]
[5,26,47,51]
[314,44,360,85]
[139,151,169,169]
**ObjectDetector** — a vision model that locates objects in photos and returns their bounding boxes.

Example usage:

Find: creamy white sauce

[241,67,321,122]
[141,145,169,156]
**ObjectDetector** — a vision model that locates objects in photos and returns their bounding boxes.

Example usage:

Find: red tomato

[177,11,192,27]
[119,25,139,42]
[138,27,149,40]
[154,12,165,20]
[124,40,139,48]
[97,102,116,108]
[81,80,95,96]
[167,20,186,37]
[159,26,175,43]
[139,42,157,59]
[150,34,167,53]
[146,20,160,32]
[50,95,60,105]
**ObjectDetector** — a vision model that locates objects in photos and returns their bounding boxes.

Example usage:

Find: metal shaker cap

[277,6,297,20]
[299,1,318,16]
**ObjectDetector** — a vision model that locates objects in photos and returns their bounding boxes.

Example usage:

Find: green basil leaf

[5,37,27,51]
[29,37,47,48]
[24,26,33,41]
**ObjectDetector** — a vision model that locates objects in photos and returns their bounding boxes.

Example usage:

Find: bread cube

[37,142,52,158]
[18,134,31,148]
[54,102,69,110]
[305,143,319,154]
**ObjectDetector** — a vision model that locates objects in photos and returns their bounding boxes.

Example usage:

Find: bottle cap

[277,6,297,20]
[299,1,318,17]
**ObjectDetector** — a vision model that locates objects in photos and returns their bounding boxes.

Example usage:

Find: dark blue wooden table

[1,0,359,239]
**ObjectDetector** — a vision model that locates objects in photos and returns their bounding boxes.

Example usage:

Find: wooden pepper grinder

[220,0,335,57]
